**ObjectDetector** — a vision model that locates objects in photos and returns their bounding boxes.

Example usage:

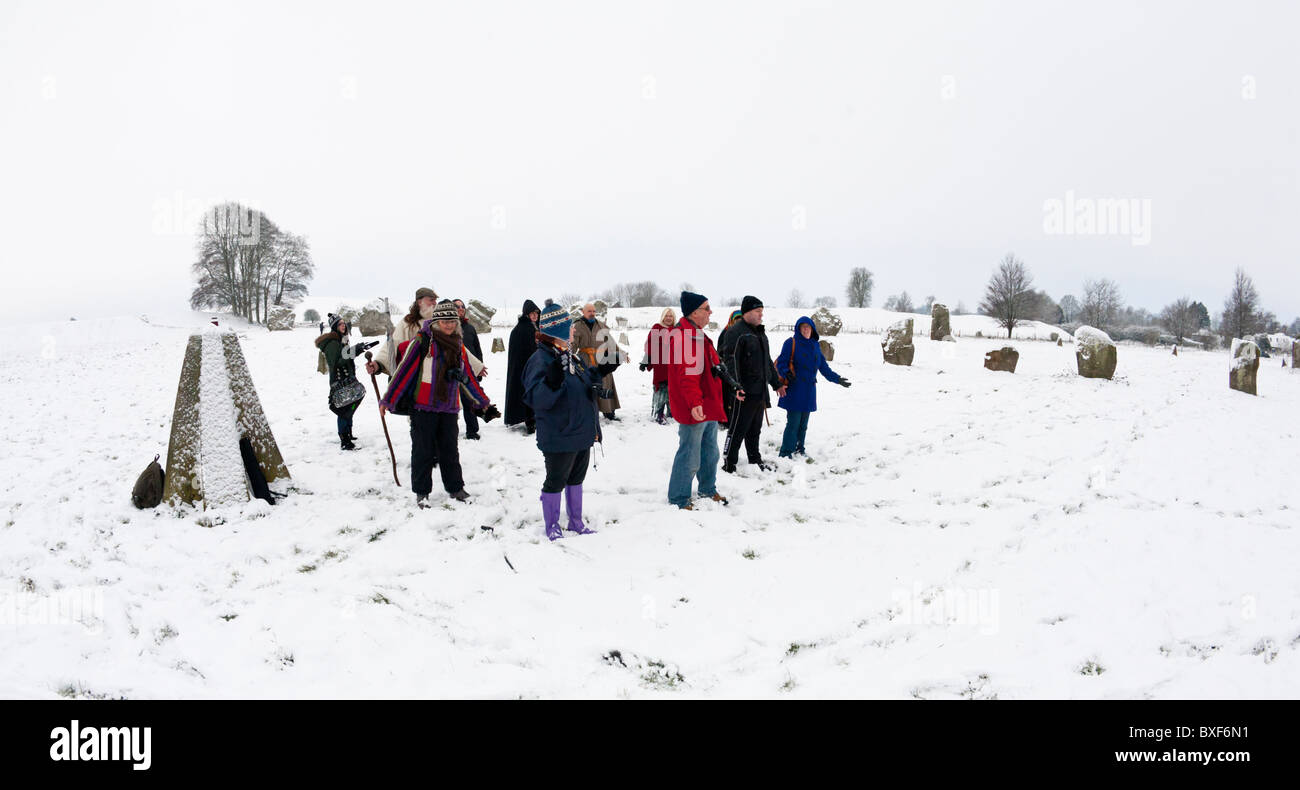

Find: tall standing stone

[811,307,842,337]
[819,339,835,361]
[491,337,505,353]
[1075,326,1117,379]
[466,300,496,334]
[882,318,915,366]
[1292,341,1299,370]
[930,303,952,341]
[1229,339,1259,395]
[266,305,295,331]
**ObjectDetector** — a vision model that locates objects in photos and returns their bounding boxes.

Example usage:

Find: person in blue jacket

[775,316,851,458]
[522,303,617,541]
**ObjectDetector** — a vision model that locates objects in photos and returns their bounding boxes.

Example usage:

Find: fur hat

[538,303,571,340]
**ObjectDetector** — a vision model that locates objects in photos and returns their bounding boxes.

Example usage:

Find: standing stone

[618,332,629,346]
[882,319,915,366]
[357,307,394,338]
[930,303,951,341]
[615,316,628,330]
[1172,345,1178,356]
[466,299,496,334]
[1229,339,1259,395]
[491,337,505,353]
[819,339,835,362]
[1057,338,1064,347]
[266,305,295,331]
[706,321,718,331]
[1292,342,1299,370]
[811,307,842,337]
[1075,326,1117,379]
[983,346,1019,373]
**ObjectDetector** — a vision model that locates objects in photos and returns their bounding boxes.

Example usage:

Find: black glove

[712,363,742,392]
[341,340,379,360]
[639,362,650,372]
[447,365,471,385]
[597,361,620,378]
[545,357,565,390]
[479,404,501,422]
[838,378,851,388]
[592,385,613,400]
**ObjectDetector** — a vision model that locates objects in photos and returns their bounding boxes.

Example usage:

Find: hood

[314,331,342,348]
[519,300,541,320]
[795,316,819,341]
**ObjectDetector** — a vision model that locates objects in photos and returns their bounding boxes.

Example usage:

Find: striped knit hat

[538,303,571,340]
[430,300,459,322]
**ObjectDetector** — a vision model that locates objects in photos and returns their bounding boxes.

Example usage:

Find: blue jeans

[668,420,719,506]
[779,411,810,457]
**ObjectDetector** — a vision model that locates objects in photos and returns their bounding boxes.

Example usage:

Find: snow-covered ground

[2,310,1298,699]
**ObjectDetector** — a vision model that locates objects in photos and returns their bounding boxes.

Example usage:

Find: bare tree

[1080,278,1123,331]
[189,202,313,325]
[1220,268,1262,342]
[884,291,915,313]
[813,295,837,308]
[845,267,873,308]
[1159,297,1197,343]
[978,253,1034,338]
[787,289,807,308]
[1058,294,1080,323]
[303,308,320,323]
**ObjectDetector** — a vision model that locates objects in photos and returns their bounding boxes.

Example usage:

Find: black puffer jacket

[724,320,782,408]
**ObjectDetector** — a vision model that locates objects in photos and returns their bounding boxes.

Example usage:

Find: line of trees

[189,202,314,325]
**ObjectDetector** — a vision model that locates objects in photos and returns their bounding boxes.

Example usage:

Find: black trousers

[461,399,479,437]
[724,397,766,467]
[542,449,590,493]
[410,411,463,495]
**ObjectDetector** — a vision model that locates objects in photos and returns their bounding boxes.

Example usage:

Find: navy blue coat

[522,345,604,454]
[776,316,841,413]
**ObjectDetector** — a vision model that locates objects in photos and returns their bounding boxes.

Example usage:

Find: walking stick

[366,351,401,487]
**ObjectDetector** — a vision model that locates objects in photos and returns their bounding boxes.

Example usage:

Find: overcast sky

[2,0,1297,325]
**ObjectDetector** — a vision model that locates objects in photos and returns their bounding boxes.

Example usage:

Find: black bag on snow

[131,454,164,509]
[329,377,366,412]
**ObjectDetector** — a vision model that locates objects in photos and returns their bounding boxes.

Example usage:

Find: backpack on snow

[131,454,165,509]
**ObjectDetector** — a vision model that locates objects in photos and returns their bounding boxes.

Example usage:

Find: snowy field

[2,310,1298,699]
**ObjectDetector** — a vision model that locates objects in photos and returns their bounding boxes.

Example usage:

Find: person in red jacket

[641,307,676,424]
[665,291,740,510]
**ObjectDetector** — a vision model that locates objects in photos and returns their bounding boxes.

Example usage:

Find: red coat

[666,317,726,424]
[644,324,673,388]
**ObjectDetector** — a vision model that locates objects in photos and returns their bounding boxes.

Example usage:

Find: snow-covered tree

[303,308,320,323]
[845,267,873,308]
[1220,268,1261,342]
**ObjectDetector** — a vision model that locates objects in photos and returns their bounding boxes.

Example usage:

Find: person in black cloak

[505,299,542,434]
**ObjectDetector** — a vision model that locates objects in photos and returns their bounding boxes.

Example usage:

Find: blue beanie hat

[680,291,708,317]
[538,303,571,340]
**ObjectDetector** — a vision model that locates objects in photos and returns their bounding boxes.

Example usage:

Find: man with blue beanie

[664,291,737,509]
[522,303,617,540]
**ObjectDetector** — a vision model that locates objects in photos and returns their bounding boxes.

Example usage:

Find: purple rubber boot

[542,491,563,541]
[564,485,596,535]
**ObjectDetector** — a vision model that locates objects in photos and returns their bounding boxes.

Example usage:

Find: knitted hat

[430,299,459,322]
[741,295,763,314]
[538,303,571,341]
[680,291,708,316]
[328,313,347,334]
[415,287,437,302]
[727,309,743,327]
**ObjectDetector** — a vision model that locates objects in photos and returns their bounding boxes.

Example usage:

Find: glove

[545,357,565,390]
[447,365,471,385]
[597,361,620,378]
[479,404,501,422]
[639,363,650,372]
[838,378,851,388]
[592,385,613,400]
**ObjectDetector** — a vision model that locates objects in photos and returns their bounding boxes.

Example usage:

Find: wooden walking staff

[365,351,401,487]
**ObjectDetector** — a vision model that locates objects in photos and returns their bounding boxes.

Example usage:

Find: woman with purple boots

[522,303,618,541]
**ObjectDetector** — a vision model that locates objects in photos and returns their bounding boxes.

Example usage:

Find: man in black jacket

[455,299,487,440]
[722,296,786,473]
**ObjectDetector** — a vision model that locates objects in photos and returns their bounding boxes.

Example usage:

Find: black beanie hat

[741,295,763,314]
[680,291,708,317]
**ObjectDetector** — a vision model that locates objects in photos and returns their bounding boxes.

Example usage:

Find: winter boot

[710,492,729,506]
[722,461,737,474]
[563,485,595,535]
[541,491,563,541]
[416,494,431,509]
[340,433,356,451]
[450,489,470,502]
